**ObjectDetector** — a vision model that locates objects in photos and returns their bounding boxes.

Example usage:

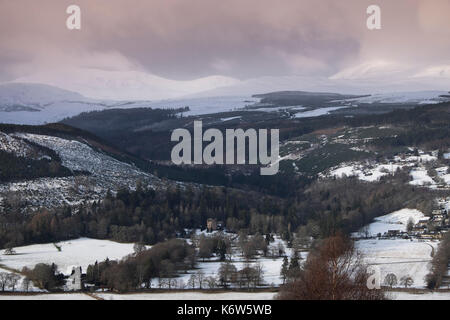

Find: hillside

[0,123,159,210]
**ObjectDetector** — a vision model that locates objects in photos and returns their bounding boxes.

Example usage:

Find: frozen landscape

[0,131,158,208]
[355,209,439,288]
[0,238,135,276]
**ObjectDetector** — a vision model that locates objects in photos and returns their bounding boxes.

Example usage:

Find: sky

[1,0,450,99]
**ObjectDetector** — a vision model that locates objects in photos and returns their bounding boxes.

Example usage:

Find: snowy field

[355,208,427,237]
[330,163,405,182]
[409,168,435,186]
[173,254,301,289]
[0,238,135,275]
[0,293,95,300]
[409,166,450,189]
[0,101,107,125]
[0,94,260,124]
[96,291,277,301]
[294,106,350,118]
[357,239,437,288]
[0,132,41,158]
[172,235,297,288]
[1,290,448,300]
[355,208,437,288]
[342,91,449,105]
[390,291,450,300]
[327,150,447,188]
[146,95,259,116]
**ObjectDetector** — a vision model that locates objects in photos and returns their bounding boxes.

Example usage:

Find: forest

[0,169,435,250]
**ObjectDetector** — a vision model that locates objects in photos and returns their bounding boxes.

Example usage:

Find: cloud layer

[1,0,449,98]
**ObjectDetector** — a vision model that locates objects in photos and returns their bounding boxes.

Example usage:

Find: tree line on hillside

[0,169,435,251]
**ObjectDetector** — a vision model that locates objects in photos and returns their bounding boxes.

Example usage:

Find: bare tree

[169,278,178,290]
[277,242,285,257]
[0,273,9,291]
[253,262,265,287]
[22,277,31,292]
[400,276,414,288]
[406,218,414,233]
[7,274,20,292]
[280,256,289,284]
[277,234,386,300]
[362,225,371,239]
[187,274,197,289]
[384,273,398,288]
[196,271,205,289]
[218,262,237,288]
[4,247,16,255]
[205,276,217,289]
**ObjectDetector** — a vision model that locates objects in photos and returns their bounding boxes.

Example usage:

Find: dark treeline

[354,102,450,151]
[86,239,195,292]
[0,185,284,249]
[0,134,76,183]
[145,163,312,197]
[0,171,434,250]
[0,150,72,182]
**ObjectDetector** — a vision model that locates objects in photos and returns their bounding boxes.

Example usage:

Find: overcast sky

[1,0,449,98]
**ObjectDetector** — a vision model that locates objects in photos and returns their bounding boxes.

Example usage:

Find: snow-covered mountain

[340,91,450,105]
[1,82,449,126]
[14,68,241,101]
[0,83,85,112]
[0,82,259,124]
[0,82,156,124]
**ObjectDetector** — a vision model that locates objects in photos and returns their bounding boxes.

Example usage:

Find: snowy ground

[355,208,428,237]
[1,290,448,300]
[96,291,277,301]
[330,163,405,182]
[390,291,450,300]
[154,233,298,289]
[173,255,299,289]
[327,150,446,188]
[160,236,298,289]
[294,106,350,118]
[0,94,260,124]
[146,95,259,116]
[357,239,437,288]
[0,238,135,275]
[15,133,153,183]
[409,165,450,189]
[342,91,449,105]
[355,208,437,288]
[0,132,43,158]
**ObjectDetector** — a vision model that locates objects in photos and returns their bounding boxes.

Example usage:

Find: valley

[0,85,450,300]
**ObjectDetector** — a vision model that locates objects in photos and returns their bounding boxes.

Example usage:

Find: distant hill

[252,91,368,107]
[0,83,85,111]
